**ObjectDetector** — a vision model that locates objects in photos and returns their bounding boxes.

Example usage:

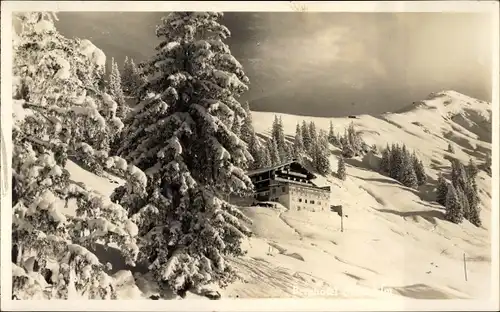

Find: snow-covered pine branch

[11,12,144,299]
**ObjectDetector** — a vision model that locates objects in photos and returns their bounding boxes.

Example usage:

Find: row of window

[290,188,329,199]
[295,198,321,205]
[271,186,287,194]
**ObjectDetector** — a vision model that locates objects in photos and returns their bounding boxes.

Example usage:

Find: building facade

[247,160,331,211]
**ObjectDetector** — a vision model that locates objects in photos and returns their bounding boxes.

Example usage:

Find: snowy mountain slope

[60,90,492,299]
[224,90,492,299]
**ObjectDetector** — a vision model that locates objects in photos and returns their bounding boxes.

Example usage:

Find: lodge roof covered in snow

[246,159,317,181]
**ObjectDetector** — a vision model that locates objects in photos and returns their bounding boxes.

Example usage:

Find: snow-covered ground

[62,90,492,299]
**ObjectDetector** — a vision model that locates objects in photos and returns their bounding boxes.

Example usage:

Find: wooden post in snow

[340,205,344,233]
[463,253,468,281]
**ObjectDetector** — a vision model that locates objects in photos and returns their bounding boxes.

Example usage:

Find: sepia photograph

[1,1,498,311]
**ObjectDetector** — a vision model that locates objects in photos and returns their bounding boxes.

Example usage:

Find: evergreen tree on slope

[247,131,266,170]
[328,120,335,144]
[109,57,127,119]
[312,130,330,175]
[261,142,272,167]
[389,144,403,180]
[380,144,391,174]
[271,115,286,161]
[239,101,253,145]
[11,12,140,299]
[465,182,481,227]
[435,173,448,206]
[308,121,318,145]
[337,155,346,181]
[445,183,463,224]
[399,151,419,189]
[301,120,312,152]
[412,151,427,186]
[114,12,254,295]
[122,56,134,95]
[267,137,280,166]
[293,123,304,159]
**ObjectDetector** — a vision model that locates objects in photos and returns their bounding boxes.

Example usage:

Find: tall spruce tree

[114,12,255,296]
[301,120,312,152]
[436,173,448,206]
[328,120,335,144]
[337,155,347,180]
[267,137,280,166]
[261,142,272,167]
[308,121,318,145]
[293,123,304,159]
[380,144,391,174]
[456,186,470,220]
[122,56,134,95]
[389,144,403,180]
[412,151,427,186]
[271,115,286,161]
[445,183,464,224]
[399,148,419,189]
[239,101,253,144]
[312,130,331,175]
[109,57,127,119]
[465,182,481,227]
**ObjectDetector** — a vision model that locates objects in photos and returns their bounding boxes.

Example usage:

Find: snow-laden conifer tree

[380,144,391,174]
[267,137,280,166]
[301,120,312,152]
[466,158,479,186]
[399,151,419,189]
[465,181,481,227]
[239,101,254,144]
[261,143,272,167]
[328,121,335,144]
[114,12,255,296]
[389,144,403,180]
[122,56,148,100]
[337,155,346,181]
[445,183,463,224]
[13,12,124,175]
[436,173,448,206]
[109,57,127,119]
[308,121,318,144]
[271,115,286,161]
[411,151,427,186]
[456,186,470,220]
[312,130,330,175]
[247,131,266,170]
[11,12,140,300]
[293,123,304,159]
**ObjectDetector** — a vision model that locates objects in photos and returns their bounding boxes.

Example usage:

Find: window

[282,186,286,192]
[299,198,302,203]
[305,199,308,203]
[310,200,315,205]
[318,201,321,205]
[272,188,276,194]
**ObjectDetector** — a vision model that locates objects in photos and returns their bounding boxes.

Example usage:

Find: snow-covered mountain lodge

[247,160,331,211]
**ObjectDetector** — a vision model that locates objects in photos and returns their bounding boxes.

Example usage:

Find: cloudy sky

[55,12,493,117]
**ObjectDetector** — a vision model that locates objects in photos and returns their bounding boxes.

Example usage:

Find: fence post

[463,252,468,281]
